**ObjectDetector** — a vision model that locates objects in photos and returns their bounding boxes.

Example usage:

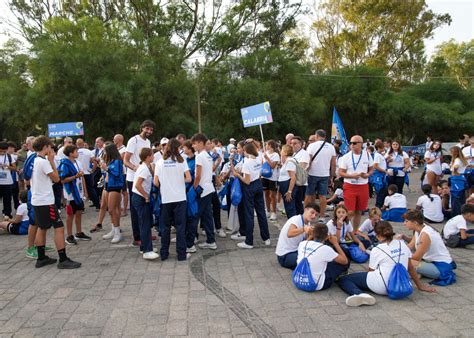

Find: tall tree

[311,0,451,78]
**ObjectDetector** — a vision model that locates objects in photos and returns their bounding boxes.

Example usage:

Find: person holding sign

[338,135,374,230]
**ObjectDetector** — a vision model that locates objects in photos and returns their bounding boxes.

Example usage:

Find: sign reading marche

[241,102,273,128]
[48,122,84,137]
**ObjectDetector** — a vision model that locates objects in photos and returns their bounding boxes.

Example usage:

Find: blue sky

[0,0,472,57]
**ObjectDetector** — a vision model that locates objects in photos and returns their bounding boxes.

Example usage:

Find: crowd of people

[0,122,473,307]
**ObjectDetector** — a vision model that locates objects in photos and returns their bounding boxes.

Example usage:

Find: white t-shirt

[265,152,280,181]
[155,158,189,204]
[334,188,344,199]
[278,158,297,182]
[62,161,85,201]
[386,151,408,177]
[77,148,94,175]
[117,145,127,173]
[296,241,338,291]
[366,240,412,295]
[0,153,15,185]
[132,163,153,198]
[31,156,54,206]
[383,193,407,209]
[462,146,473,166]
[242,157,262,183]
[373,152,387,171]
[451,158,466,174]
[359,219,375,237]
[424,150,442,175]
[339,151,374,185]
[15,203,29,221]
[415,226,452,264]
[307,141,336,177]
[195,151,215,198]
[443,215,467,239]
[416,194,444,223]
[126,135,151,182]
[275,215,306,256]
[326,219,353,243]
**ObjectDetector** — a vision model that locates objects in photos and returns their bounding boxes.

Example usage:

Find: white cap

[229,138,236,142]
[160,137,169,145]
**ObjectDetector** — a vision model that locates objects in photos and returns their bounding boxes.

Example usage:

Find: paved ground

[1,169,474,337]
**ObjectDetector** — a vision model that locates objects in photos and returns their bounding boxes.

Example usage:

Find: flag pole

[259,124,265,146]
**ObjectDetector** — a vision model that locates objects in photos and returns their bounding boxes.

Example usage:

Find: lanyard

[301,215,306,239]
[351,151,363,171]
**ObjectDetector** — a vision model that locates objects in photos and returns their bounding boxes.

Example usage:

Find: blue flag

[331,107,349,154]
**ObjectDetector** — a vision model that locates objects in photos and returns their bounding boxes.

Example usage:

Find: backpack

[291,158,308,186]
[230,178,242,206]
[186,187,198,217]
[292,242,323,292]
[375,241,413,300]
[347,243,369,263]
[218,180,230,210]
[261,161,273,178]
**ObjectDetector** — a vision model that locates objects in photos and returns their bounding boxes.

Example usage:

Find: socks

[37,246,46,260]
[58,248,67,262]
[113,227,120,234]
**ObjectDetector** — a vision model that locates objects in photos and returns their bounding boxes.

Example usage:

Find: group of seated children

[275,202,470,307]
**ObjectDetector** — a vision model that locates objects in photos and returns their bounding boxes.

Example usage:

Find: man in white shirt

[57,137,73,160]
[339,135,374,230]
[285,133,294,145]
[0,142,16,219]
[114,134,128,216]
[124,120,155,246]
[305,130,336,222]
[290,136,310,215]
[191,133,217,250]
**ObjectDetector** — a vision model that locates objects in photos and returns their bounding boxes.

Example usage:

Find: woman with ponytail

[337,221,435,307]
[416,184,444,223]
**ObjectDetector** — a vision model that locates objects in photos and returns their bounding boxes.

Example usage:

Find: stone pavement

[1,170,474,337]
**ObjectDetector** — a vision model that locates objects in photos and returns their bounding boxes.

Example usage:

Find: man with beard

[124,120,155,246]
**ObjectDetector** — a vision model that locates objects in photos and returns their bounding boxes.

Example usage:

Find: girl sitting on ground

[337,221,436,307]
[356,207,382,247]
[416,184,444,223]
[403,210,456,286]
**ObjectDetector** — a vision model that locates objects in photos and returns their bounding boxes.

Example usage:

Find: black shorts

[7,223,20,234]
[122,174,127,192]
[105,185,122,193]
[33,205,64,229]
[66,200,85,215]
[262,178,278,191]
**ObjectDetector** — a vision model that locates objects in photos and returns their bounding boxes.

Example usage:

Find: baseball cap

[160,137,169,145]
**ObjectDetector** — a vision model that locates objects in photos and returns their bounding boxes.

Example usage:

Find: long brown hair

[104,144,121,164]
[163,138,184,163]
[450,146,468,166]
[388,140,403,156]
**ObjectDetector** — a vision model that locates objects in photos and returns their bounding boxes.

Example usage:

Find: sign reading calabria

[48,122,85,137]
[241,101,273,128]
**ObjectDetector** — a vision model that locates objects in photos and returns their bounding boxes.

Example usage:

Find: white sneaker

[186,245,197,253]
[264,239,271,246]
[269,212,277,221]
[345,293,376,307]
[143,251,159,260]
[231,233,246,241]
[217,229,226,238]
[102,229,114,240]
[201,230,206,236]
[237,242,253,249]
[198,242,217,250]
[140,248,158,254]
[111,232,123,244]
[171,237,176,243]
[326,205,335,211]
[266,211,271,218]
[186,253,192,260]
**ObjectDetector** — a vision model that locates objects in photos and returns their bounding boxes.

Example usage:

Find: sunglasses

[350,141,362,145]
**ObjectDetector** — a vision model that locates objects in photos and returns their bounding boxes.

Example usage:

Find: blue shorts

[306,175,329,196]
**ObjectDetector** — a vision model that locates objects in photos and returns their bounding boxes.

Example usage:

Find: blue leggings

[337,272,371,295]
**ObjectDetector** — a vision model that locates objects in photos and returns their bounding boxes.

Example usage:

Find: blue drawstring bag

[376,241,413,300]
[292,242,323,292]
[150,185,161,217]
[187,187,198,217]
[218,181,230,210]
[347,244,369,263]
[261,161,273,178]
[449,175,468,195]
[231,178,242,206]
